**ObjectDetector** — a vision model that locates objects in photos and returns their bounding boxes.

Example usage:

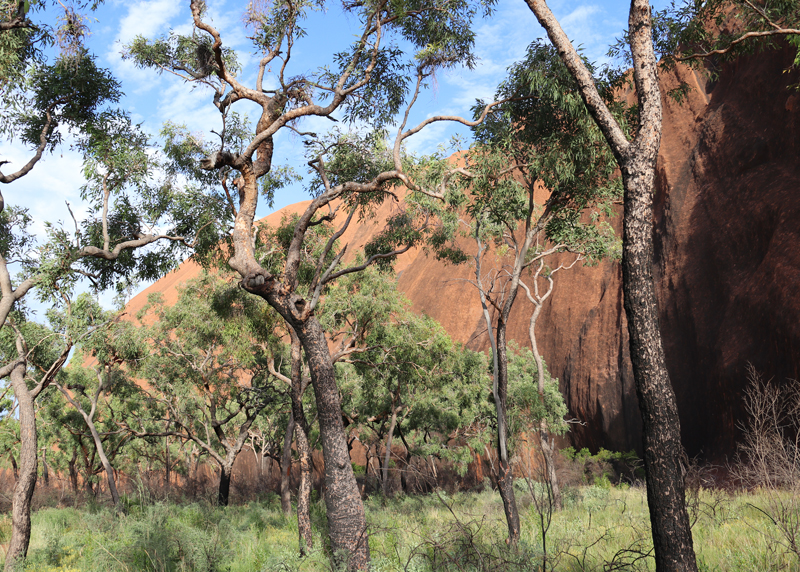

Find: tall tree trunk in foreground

[5,357,34,572]
[281,412,296,516]
[523,1,697,569]
[293,318,368,567]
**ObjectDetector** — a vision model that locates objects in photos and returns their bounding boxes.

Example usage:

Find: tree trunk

[41,449,49,487]
[8,452,17,481]
[218,462,233,506]
[5,359,35,572]
[475,221,521,545]
[68,449,78,493]
[290,329,313,554]
[164,437,171,490]
[495,326,521,544]
[529,285,562,511]
[85,416,124,514]
[281,412,296,516]
[295,318,368,569]
[522,2,698,569]
[296,421,313,554]
[621,159,697,571]
[381,405,400,497]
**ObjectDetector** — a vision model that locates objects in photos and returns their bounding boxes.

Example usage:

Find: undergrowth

[4,485,799,571]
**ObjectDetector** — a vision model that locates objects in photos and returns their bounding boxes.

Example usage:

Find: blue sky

[1,0,668,313]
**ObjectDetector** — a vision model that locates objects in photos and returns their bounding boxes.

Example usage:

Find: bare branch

[677,28,800,61]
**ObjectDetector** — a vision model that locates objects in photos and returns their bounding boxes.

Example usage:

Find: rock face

[129,46,800,461]
[371,46,800,460]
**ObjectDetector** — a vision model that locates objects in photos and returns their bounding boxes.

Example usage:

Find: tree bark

[8,452,17,481]
[55,381,124,514]
[527,271,563,511]
[281,411,296,516]
[522,2,698,569]
[41,449,49,488]
[5,358,34,572]
[68,448,78,493]
[295,421,313,554]
[621,159,696,571]
[235,165,369,568]
[495,324,521,544]
[538,422,561,510]
[294,318,368,569]
[290,328,314,555]
[218,462,233,506]
[475,223,521,545]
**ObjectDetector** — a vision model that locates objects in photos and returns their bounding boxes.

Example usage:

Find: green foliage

[609,0,800,92]
[20,486,800,571]
[323,266,492,473]
[10,53,121,147]
[506,342,567,439]
[0,204,33,261]
[123,30,240,81]
[130,271,289,473]
[468,41,624,249]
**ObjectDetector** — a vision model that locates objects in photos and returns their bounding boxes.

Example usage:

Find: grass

[6,484,800,571]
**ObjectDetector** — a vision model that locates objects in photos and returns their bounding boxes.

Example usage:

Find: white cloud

[0,140,88,238]
[115,0,181,46]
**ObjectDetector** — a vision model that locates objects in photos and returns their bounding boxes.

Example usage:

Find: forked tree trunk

[5,359,35,572]
[281,412,296,516]
[85,417,123,513]
[474,226,521,545]
[55,382,124,514]
[236,166,368,569]
[528,276,562,511]
[523,2,698,570]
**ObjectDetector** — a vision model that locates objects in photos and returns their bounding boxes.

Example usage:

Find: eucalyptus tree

[651,0,800,67]
[324,265,491,495]
[124,1,503,565]
[517,251,583,511]
[522,1,699,569]
[45,296,146,514]
[416,41,621,543]
[126,272,286,507]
